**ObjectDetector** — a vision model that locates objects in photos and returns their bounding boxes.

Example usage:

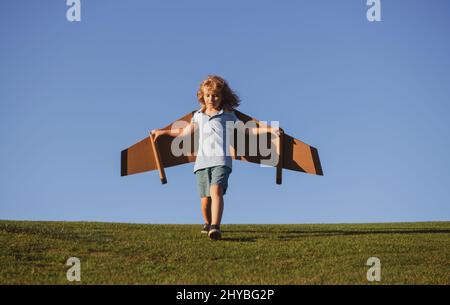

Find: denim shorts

[195,165,232,198]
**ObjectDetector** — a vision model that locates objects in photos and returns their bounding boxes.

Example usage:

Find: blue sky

[1,0,449,224]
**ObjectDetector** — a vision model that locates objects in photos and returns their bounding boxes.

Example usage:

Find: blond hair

[197,75,240,112]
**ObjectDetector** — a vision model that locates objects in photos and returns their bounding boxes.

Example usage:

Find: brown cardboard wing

[120,111,196,177]
[232,110,323,176]
[120,110,323,182]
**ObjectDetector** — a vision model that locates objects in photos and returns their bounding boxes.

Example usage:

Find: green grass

[0,220,449,284]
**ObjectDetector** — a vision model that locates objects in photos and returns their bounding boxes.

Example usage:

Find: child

[152,75,279,240]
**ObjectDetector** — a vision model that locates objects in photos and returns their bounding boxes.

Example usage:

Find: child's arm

[251,126,281,136]
[151,121,196,140]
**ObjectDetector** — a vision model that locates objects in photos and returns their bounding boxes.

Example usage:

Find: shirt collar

[198,108,224,117]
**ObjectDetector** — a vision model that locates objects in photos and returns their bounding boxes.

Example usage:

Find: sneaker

[201,224,210,234]
[208,225,222,241]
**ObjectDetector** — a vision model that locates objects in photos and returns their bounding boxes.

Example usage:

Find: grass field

[0,220,449,284]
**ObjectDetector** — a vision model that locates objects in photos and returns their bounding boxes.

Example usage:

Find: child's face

[202,87,222,109]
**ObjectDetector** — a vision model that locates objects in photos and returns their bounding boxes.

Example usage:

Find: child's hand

[151,129,162,140]
[272,127,281,136]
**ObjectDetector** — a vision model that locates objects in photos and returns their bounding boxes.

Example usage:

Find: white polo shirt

[191,108,243,173]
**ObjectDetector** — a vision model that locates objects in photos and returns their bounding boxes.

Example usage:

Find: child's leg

[210,184,224,226]
[201,196,212,225]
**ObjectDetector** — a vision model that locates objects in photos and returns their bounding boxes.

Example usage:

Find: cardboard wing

[120,110,323,184]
